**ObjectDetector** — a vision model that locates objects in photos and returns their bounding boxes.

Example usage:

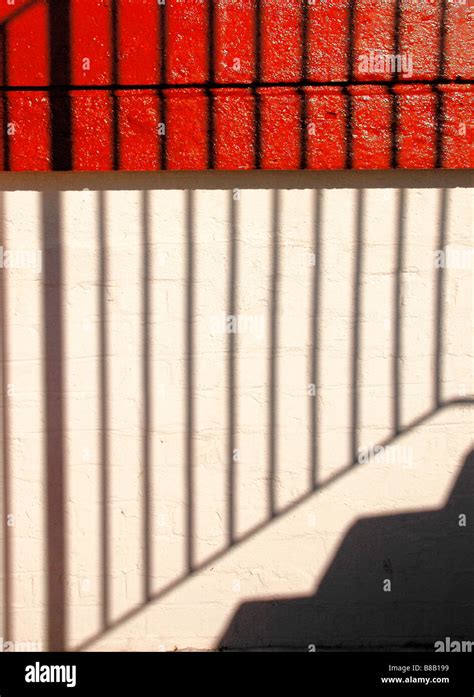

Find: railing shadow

[0,0,471,653]
[1,172,473,653]
[219,448,474,650]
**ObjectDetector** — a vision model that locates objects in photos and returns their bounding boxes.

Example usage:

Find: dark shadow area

[392,188,405,435]
[159,1,167,169]
[350,188,364,463]
[48,0,72,171]
[309,190,322,490]
[41,192,66,652]
[434,188,447,407]
[435,0,448,168]
[345,0,355,168]
[219,449,474,650]
[0,27,10,171]
[227,190,238,546]
[185,189,195,573]
[98,191,110,630]
[111,0,120,171]
[142,191,152,603]
[268,189,280,518]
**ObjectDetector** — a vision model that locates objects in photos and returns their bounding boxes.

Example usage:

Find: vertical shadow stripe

[393,188,405,433]
[310,190,322,490]
[48,0,72,170]
[42,191,66,651]
[98,191,109,629]
[142,191,152,601]
[159,0,167,169]
[111,0,120,170]
[185,190,195,571]
[434,188,447,407]
[351,189,364,463]
[268,189,280,518]
[227,190,238,545]
[1,28,10,171]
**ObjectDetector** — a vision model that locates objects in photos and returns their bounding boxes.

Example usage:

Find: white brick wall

[0,170,472,651]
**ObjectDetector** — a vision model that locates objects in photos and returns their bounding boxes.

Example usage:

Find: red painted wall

[0,0,472,170]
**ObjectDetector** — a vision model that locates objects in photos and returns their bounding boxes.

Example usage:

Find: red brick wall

[0,0,472,170]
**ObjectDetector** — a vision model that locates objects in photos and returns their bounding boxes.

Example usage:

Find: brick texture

[0,0,472,170]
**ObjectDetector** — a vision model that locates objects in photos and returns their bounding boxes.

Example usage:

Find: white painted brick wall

[0,170,472,651]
